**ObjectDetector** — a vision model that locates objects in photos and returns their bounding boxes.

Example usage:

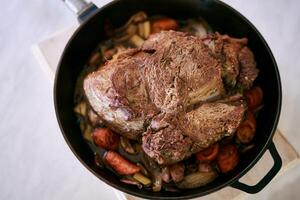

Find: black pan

[54,0,282,199]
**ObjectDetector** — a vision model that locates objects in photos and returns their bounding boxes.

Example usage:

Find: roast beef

[84,31,225,139]
[84,30,258,164]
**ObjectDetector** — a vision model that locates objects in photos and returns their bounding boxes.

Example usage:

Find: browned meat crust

[180,101,246,148]
[84,49,159,139]
[84,31,225,139]
[84,30,258,164]
[238,47,259,89]
[141,31,224,110]
[203,33,258,88]
[142,100,246,164]
[142,126,193,165]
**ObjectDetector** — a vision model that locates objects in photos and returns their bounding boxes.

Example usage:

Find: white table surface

[1,0,300,200]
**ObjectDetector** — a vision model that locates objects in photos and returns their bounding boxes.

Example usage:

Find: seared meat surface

[143,100,246,164]
[142,31,224,109]
[84,31,225,138]
[180,101,246,148]
[84,30,258,164]
[203,33,258,88]
[84,49,159,139]
[142,126,193,165]
[237,47,259,89]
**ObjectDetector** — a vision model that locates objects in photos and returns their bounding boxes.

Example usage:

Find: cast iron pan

[54,0,282,199]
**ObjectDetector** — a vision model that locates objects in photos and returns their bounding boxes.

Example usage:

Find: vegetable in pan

[73,11,262,192]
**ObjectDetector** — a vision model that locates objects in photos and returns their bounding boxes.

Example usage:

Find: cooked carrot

[151,18,179,34]
[217,144,239,173]
[196,143,219,162]
[236,111,256,144]
[104,151,140,175]
[244,86,263,110]
[92,128,120,150]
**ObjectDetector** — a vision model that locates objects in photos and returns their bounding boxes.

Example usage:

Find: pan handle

[231,141,282,193]
[62,0,98,23]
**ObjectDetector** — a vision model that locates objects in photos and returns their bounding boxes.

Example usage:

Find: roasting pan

[54,0,282,199]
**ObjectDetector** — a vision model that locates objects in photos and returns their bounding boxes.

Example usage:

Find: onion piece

[121,178,143,189]
[137,163,150,177]
[114,11,147,34]
[152,173,162,192]
[192,22,207,37]
[113,12,148,42]
[120,136,136,154]
[198,163,213,173]
[113,25,137,43]
[141,153,162,192]
[109,45,126,63]
[87,109,102,127]
[129,35,145,47]
[74,101,87,117]
[138,23,145,38]
[176,171,217,189]
[161,166,170,183]
[180,19,212,38]
[142,21,151,39]
[133,172,152,186]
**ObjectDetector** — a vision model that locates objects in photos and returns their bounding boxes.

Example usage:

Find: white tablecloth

[1,0,300,199]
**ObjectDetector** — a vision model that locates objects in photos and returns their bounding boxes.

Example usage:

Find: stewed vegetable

[104,151,140,175]
[151,18,179,33]
[217,144,239,173]
[244,87,263,110]
[74,11,263,192]
[196,143,219,162]
[236,111,257,144]
[93,128,120,150]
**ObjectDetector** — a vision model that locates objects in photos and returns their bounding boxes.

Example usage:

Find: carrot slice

[104,151,140,175]
[217,144,239,173]
[236,111,256,144]
[244,87,263,110]
[151,18,179,34]
[196,143,219,162]
[92,128,120,150]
